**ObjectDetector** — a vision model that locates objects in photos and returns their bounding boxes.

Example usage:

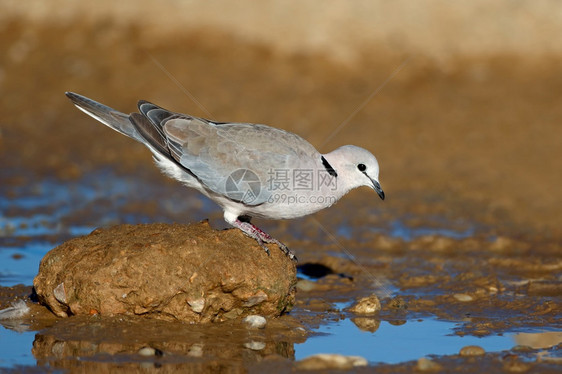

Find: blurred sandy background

[1,1,561,235]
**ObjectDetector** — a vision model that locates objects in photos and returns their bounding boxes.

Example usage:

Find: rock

[187,344,203,357]
[417,357,442,371]
[242,290,268,307]
[453,293,474,302]
[187,298,205,313]
[527,280,562,296]
[296,279,316,292]
[502,354,531,372]
[349,295,381,314]
[243,341,266,351]
[388,296,408,309]
[489,236,514,251]
[138,347,163,357]
[416,357,442,371]
[459,345,485,356]
[296,354,367,370]
[33,223,297,323]
[242,315,267,329]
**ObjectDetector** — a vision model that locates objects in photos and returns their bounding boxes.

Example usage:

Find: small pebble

[242,315,267,329]
[502,354,531,372]
[349,295,381,314]
[453,293,474,302]
[490,236,514,251]
[187,298,205,313]
[416,357,442,371]
[53,283,67,304]
[187,344,203,357]
[511,345,533,352]
[459,345,485,356]
[296,354,367,370]
[242,291,268,307]
[388,296,408,309]
[138,347,163,357]
[244,341,266,351]
[296,279,316,292]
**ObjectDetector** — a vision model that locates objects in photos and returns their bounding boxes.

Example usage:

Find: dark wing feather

[129,113,169,156]
[130,101,185,158]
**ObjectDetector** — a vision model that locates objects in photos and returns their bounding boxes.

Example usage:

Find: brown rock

[459,345,485,356]
[296,354,367,370]
[33,222,296,323]
[416,357,442,371]
[349,295,381,315]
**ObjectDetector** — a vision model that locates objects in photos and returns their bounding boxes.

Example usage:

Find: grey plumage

[66,92,385,260]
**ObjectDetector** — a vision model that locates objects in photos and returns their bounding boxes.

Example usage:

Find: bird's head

[324,145,385,200]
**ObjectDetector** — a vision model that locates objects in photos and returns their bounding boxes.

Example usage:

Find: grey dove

[66,92,385,260]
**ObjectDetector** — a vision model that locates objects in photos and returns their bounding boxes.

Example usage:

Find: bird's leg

[230,216,297,261]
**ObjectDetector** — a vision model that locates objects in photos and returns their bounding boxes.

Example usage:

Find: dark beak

[372,180,385,200]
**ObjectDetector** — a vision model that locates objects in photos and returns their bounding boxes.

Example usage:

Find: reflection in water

[2,304,562,370]
[296,318,528,364]
[25,315,300,372]
[388,219,475,241]
[514,331,562,349]
[351,317,381,333]
[0,327,36,368]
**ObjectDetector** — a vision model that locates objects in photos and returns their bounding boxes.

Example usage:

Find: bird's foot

[231,219,297,261]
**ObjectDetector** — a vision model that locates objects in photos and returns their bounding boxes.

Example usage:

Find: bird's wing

[163,118,320,206]
[128,100,320,205]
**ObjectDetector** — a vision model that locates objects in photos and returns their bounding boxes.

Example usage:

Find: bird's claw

[232,218,297,261]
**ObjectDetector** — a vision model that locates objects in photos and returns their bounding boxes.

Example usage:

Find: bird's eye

[357,163,367,172]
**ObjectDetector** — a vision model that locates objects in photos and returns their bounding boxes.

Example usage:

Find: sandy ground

[1,2,562,372]
[1,5,561,234]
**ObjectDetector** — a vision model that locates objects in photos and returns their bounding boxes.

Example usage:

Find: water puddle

[295,318,543,364]
[0,327,36,368]
[0,243,47,287]
[1,316,561,369]
[387,219,475,240]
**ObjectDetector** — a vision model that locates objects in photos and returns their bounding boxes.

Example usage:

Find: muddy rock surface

[33,222,297,322]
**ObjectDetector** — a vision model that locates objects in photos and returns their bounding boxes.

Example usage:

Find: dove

[66,92,384,260]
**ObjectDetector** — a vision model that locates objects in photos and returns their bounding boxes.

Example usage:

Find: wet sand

[1,6,562,372]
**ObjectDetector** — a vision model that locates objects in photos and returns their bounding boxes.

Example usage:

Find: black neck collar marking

[321,156,338,177]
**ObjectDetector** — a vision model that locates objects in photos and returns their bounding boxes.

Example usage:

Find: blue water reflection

[296,318,514,364]
[0,327,36,368]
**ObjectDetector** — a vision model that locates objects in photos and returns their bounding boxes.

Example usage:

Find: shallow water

[2,306,561,369]
[0,328,35,368]
[1,168,561,371]
[298,318,516,364]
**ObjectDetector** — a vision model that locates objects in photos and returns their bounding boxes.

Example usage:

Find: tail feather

[65,92,142,141]
[66,92,187,170]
